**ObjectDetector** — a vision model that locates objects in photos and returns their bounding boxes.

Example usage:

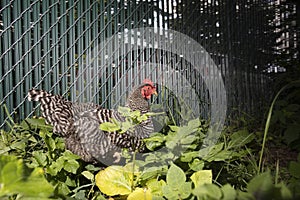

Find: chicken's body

[28,80,157,164]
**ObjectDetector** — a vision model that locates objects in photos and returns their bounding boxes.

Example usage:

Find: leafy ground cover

[0,80,299,199]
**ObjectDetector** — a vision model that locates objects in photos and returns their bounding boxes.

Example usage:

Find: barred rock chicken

[28,79,157,164]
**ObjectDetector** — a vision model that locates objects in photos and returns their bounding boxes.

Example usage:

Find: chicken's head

[141,79,157,99]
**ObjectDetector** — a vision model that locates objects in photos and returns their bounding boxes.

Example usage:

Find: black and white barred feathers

[28,79,157,164]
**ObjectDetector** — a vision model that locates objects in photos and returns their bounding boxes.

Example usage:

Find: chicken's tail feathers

[28,89,50,101]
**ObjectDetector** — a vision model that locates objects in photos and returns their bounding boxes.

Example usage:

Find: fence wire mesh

[0,0,277,129]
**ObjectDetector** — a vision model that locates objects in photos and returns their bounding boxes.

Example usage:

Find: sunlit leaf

[57,182,71,196]
[146,179,166,196]
[210,150,233,161]
[162,185,177,199]
[179,182,192,199]
[118,106,132,116]
[144,133,165,151]
[137,114,148,122]
[188,158,204,171]
[99,121,120,132]
[64,159,80,174]
[32,150,48,167]
[187,118,201,129]
[120,120,134,133]
[127,187,152,200]
[193,183,222,200]
[95,166,132,196]
[0,155,54,197]
[166,163,186,188]
[190,170,212,188]
[180,151,199,162]
[221,184,237,200]
[81,170,95,181]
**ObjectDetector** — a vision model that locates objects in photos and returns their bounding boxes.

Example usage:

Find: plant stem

[258,80,300,173]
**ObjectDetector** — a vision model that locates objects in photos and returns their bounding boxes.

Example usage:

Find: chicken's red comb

[143,79,154,86]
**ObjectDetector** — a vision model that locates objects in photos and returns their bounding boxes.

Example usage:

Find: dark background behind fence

[0,0,299,129]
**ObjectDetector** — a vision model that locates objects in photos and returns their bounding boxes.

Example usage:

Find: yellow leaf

[127,188,152,200]
[190,170,212,188]
[95,166,132,196]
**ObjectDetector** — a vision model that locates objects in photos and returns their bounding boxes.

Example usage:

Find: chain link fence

[0,0,275,129]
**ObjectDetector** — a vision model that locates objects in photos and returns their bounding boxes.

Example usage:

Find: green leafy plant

[0,155,54,198]
[0,102,298,200]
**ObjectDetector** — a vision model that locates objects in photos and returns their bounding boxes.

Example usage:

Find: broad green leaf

[22,118,52,131]
[178,182,192,199]
[200,143,224,161]
[0,156,54,197]
[144,133,165,151]
[127,187,152,200]
[47,153,78,176]
[177,126,195,137]
[161,163,192,199]
[130,110,141,118]
[180,134,197,145]
[74,190,86,200]
[99,121,120,132]
[190,170,212,188]
[137,114,148,122]
[193,183,222,200]
[0,155,17,181]
[169,125,179,132]
[180,151,199,162]
[166,163,186,188]
[63,150,81,160]
[189,158,204,171]
[140,166,167,181]
[95,166,132,196]
[64,159,80,174]
[85,164,102,172]
[187,118,201,129]
[210,150,233,161]
[165,140,177,149]
[16,168,54,197]
[221,184,237,200]
[44,134,56,152]
[162,185,179,199]
[277,182,292,200]
[288,161,300,178]
[247,171,274,199]
[57,182,71,196]
[32,150,48,167]
[123,162,140,178]
[82,170,95,181]
[120,120,134,133]
[162,182,192,199]
[146,179,166,196]
[1,159,21,186]
[65,176,76,187]
[118,106,132,116]
[227,129,255,149]
[284,125,300,145]
[47,156,66,176]
[237,190,255,200]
